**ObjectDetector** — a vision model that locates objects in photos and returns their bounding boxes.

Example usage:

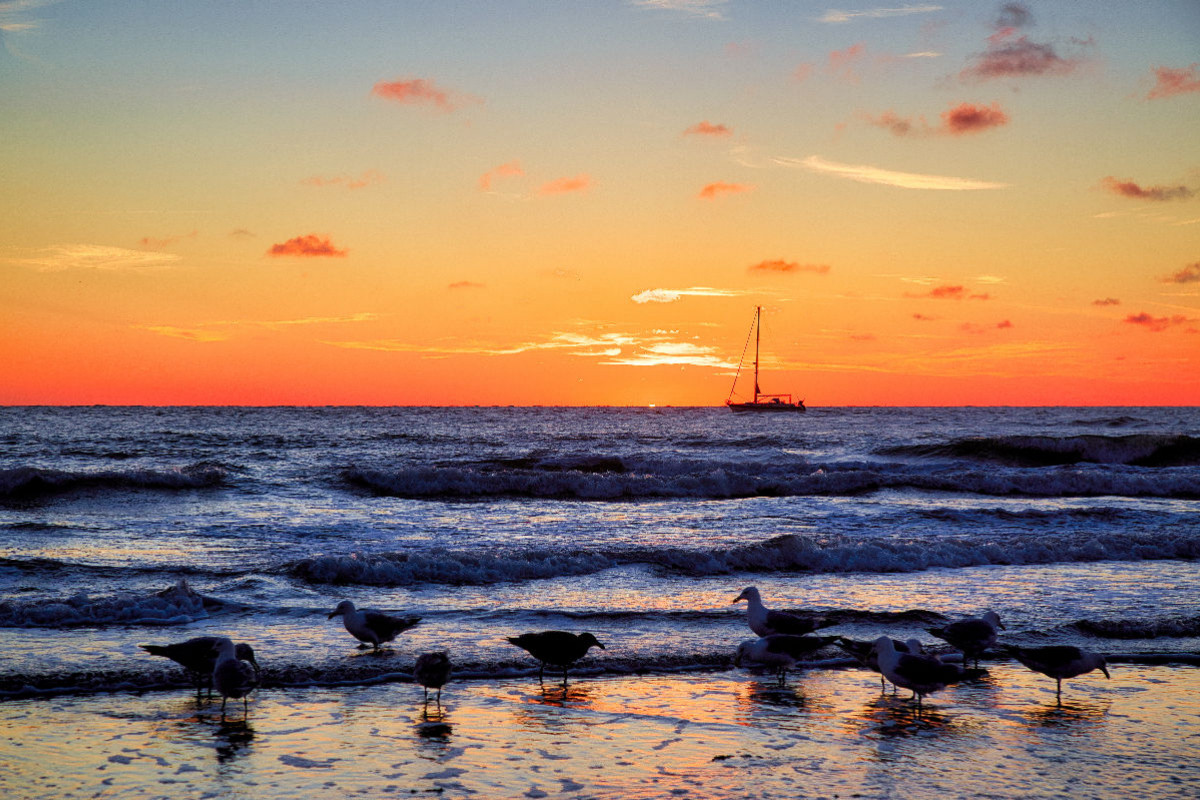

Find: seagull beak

[327,611,340,619]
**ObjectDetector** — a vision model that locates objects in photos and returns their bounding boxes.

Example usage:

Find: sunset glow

[1,1,1197,405]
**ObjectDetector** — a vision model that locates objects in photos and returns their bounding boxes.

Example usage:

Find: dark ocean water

[1,406,1197,695]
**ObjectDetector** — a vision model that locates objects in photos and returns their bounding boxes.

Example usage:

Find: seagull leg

[1056,678,1063,706]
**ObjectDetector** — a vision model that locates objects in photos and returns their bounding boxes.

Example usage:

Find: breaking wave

[0,580,234,628]
[880,434,1200,467]
[0,462,226,500]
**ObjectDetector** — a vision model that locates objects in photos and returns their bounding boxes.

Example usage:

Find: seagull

[141,636,260,697]
[871,636,981,709]
[735,634,838,685]
[506,631,605,684]
[836,636,923,693]
[212,637,259,719]
[927,610,1004,668]
[732,586,823,637]
[414,652,452,705]
[1001,644,1110,704]
[328,600,421,650]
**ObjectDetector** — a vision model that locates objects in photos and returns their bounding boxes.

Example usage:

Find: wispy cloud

[829,42,868,82]
[1092,297,1121,306]
[267,234,348,258]
[907,284,991,300]
[629,0,727,20]
[865,101,1009,137]
[779,155,1006,190]
[0,0,61,32]
[1146,64,1200,100]
[140,313,377,342]
[961,6,1084,82]
[748,259,831,275]
[684,121,732,137]
[539,174,592,196]
[819,5,943,24]
[1100,176,1194,202]
[698,181,754,199]
[1162,262,1200,284]
[371,78,477,112]
[1124,312,1194,332]
[138,230,198,249]
[303,170,383,190]
[449,281,485,290]
[631,287,747,304]
[479,160,524,191]
[5,244,182,271]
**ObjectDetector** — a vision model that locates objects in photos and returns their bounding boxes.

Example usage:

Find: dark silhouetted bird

[328,600,420,650]
[506,631,605,684]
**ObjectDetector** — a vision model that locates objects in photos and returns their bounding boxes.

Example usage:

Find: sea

[1,406,1198,797]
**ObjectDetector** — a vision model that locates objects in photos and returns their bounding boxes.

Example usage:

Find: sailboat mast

[753,305,761,403]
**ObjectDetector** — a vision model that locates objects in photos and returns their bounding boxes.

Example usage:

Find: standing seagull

[732,586,822,637]
[414,652,452,705]
[141,636,260,697]
[212,637,259,720]
[328,600,421,651]
[506,631,605,684]
[927,610,1004,669]
[872,636,980,709]
[836,636,922,693]
[735,634,838,685]
[1001,644,1110,704]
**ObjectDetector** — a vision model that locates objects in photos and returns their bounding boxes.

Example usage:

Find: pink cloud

[829,43,867,83]
[449,281,485,290]
[139,230,197,249]
[913,313,936,321]
[684,121,732,137]
[1163,262,1200,284]
[371,78,470,112]
[1092,297,1121,306]
[866,110,919,136]
[479,160,524,191]
[961,31,1081,81]
[748,259,830,274]
[698,182,754,200]
[303,170,383,190]
[267,235,348,258]
[941,102,1009,134]
[793,62,815,82]
[1100,176,1194,202]
[538,175,592,196]
[1125,312,1192,332]
[1146,64,1200,100]
[907,285,990,300]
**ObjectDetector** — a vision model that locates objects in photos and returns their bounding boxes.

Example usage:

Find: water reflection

[509,683,596,734]
[213,719,255,764]
[854,696,959,739]
[1021,698,1110,730]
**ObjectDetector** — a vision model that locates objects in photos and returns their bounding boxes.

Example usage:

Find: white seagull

[1001,644,1110,704]
[735,634,838,685]
[836,636,923,693]
[927,610,1004,668]
[872,636,979,709]
[328,600,421,650]
[212,637,259,719]
[732,586,823,637]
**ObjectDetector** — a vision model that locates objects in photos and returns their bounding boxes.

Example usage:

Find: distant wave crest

[0,462,226,500]
[880,434,1200,467]
[0,580,230,628]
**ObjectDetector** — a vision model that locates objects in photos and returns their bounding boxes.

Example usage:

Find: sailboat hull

[727,401,806,413]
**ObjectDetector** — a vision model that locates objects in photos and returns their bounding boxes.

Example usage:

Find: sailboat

[726,306,806,413]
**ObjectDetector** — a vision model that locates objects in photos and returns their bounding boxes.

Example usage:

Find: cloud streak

[5,244,182,271]
[479,160,523,191]
[1124,312,1194,332]
[631,287,747,304]
[303,170,383,190]
[1100,176,1194,202]
[748,259,830,274]
[539,174,591,195]
[1162,262,1200,284]
[865,102,1009,137]
[1146,64,1200,99]
[267,235,348,258]
[698,181,754,199]
[371,78,475,112]
[684,121,732,137]
[780,155,1007,190]
[819,5,943,24]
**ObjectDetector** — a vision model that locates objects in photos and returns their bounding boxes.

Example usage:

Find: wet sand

[3,662,1198,799]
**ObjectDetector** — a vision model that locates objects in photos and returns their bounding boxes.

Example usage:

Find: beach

[2,405,1198,798]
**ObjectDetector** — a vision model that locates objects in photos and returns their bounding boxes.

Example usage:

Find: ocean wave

[0,580,233,628]
[284,530,1200,587]
[342,462,1200,500]
[0,462,226,500]
[1068,614,1200,640]
[880,434,1200,467]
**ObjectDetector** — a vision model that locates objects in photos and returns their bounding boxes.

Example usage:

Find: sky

[1,0,1198,406]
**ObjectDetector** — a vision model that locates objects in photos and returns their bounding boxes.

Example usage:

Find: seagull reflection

[213,719,255,765]
[858,696,956,735]
[1021,698,1110,729]
[744,680,807,711]
[415,716,453,740]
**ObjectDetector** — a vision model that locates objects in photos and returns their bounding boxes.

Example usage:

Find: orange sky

[2,1,1198,405]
